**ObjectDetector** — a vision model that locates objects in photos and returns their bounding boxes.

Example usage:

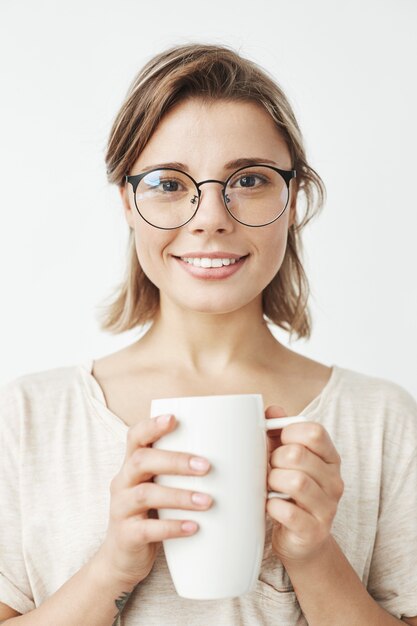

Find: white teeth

[180,256,240,268]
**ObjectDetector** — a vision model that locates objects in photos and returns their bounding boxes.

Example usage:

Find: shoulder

[0,363,83,403]
[0,363,88,435]
[322,365,417,457]
[330,365,417,414]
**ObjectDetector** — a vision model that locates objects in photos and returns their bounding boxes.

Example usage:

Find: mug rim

[151,393,263,403]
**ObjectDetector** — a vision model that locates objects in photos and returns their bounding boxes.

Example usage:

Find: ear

[119,184,135,229]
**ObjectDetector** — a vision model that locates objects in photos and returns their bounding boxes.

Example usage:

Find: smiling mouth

[173,254,249,268]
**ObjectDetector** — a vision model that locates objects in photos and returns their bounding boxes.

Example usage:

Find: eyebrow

[138,157,280,173]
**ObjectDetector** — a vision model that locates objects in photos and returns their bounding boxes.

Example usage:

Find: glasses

[125,163,296,230]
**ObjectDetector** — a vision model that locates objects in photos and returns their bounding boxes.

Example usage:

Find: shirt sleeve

[366,385,417,620]
[0,381,35,614]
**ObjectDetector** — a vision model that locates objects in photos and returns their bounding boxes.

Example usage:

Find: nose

[186,181,235,234]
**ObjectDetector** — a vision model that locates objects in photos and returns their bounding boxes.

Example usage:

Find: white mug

[151,393,309,600]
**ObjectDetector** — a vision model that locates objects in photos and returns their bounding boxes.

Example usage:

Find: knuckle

[137,520,152,544]
[335,477,345,498]
[306,423,323,444]
[132,447,148,466]
[292,472,309,492]
[133,522,150,548]
[285,506,298,524]
[160,519,175,539]
[285,444,304,464]
[174,451,191,473]
[134,482,150,504]
[128,516,155,545]
[166,450,180,467]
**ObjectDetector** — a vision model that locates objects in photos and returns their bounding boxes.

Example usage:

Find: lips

[173,254,249,280]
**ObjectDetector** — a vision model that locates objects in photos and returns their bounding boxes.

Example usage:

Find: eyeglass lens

[134,166,289,228]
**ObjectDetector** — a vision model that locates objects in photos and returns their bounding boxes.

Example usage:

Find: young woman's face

[120,98,296,316]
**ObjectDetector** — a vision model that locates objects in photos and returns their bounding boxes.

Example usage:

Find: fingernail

[191,492,211,505]
[189,457,210,471]
[182,521,198,533]
[156,414,172,426]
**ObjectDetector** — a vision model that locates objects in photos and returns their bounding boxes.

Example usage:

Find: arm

[1,413,212,625]
[281,534,413,626]
[1,549,137,626]
[265,406,416,626]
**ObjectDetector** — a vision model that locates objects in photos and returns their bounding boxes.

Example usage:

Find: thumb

[265,404,287,419]
[265,405,288,454]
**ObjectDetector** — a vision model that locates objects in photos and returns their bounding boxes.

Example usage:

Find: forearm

[3,551,138,626]
[281,535,403,626]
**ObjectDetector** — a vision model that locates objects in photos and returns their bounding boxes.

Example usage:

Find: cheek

[132,226,169,286]
[261,226,289,277]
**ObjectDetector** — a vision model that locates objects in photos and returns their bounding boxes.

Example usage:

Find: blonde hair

[99,43,325,340]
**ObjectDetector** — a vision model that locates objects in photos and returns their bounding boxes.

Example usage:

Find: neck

[137,296,285,376]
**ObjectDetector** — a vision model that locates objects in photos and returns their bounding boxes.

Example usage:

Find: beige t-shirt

[1,361,417,625]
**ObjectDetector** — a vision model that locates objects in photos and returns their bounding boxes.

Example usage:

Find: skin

[121,98,293,325]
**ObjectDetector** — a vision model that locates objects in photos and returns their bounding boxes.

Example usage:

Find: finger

[268,468,334,519]
[117,483,213,518]
[125,414,177,459]
[265,405,287,454]
[265,405,287,419]
[123,447,211,487]
[271,443,343,498]
[126,515,200,544]
[267,495,317,537]
[280,422,341,465]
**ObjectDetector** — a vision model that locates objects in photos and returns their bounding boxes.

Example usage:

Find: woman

[0,44,416,626]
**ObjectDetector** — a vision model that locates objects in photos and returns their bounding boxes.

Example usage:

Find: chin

[174,293,258,316]
[188,303,241,315]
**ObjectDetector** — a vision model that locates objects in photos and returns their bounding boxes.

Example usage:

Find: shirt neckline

[78,358,340,436]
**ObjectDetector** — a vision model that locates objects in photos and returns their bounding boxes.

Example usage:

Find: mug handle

[264,414,310,500]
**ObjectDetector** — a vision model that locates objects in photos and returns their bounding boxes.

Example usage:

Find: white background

[0,0,416,397]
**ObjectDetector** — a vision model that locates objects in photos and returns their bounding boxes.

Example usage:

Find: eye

[142,171,188,194]
[156,178,187,193]
[229,171,269,189]
[160,179,181,192]
[237,175,258,188]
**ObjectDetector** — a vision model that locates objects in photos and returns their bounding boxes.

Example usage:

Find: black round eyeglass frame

[125,163,297,230]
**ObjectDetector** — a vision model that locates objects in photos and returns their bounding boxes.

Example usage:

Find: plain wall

[1,0,416,398]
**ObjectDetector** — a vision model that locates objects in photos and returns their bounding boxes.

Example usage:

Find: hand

[265,405,344,565]
[95,414,212,588]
